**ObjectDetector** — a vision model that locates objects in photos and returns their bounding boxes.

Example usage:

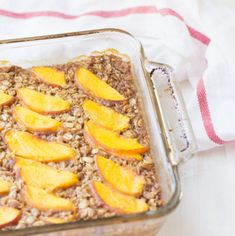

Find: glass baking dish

[0,28,196,236]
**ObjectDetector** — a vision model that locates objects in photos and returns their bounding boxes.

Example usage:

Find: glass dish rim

[0,28,181,236]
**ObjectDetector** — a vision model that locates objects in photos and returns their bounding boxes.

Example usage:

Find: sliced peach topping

[75,67,125,101]
[119,153,143,161]
[0,178,11,195]
[91,181,148,214]
[86,133,142,161]
[15,157,79,191]
[0,207,21,228]
[85,130,142,161]
[17,88,70,114]
[5,130,76,162]
[82,100,129,131]
[85,120,149,156]
[32,66,66,87]
[96,156,145,196]
[24,185,75,212]
[0,91,14,107]
[14,106,61,133]
[43,217,67,224]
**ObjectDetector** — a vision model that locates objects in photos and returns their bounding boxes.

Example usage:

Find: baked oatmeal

[0,52,162,230]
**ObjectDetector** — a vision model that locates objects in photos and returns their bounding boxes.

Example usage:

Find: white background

[158,146,235,236]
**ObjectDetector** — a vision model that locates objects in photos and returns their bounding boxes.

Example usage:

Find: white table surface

[157,146,235,236]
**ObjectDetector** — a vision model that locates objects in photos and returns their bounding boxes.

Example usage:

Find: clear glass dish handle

[145,60,197,165]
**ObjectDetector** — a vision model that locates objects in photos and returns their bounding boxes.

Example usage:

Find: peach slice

[0,178,11,195]
[14,106,61,133]
[43,217,66,224]
[96,156,145,196]
[85,120,149,156]
[82,100,129,131]
[5,130,76,162]
[0,207,21,228]
[75,68,125,101]
[119,153,143,161]
[0,91,14,107]
[85,126,142,161]
[24,185,75,212]
[91,181,148,214]
[15,157,79,191]
[32,66,66,87]
[17,88,70,114]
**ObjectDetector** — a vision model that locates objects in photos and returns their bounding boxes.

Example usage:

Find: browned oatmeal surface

[0,53,162,230]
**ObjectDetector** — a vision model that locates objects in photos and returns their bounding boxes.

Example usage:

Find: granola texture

[0,53,162,230]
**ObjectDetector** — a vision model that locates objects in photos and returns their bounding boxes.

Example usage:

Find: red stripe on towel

[197,79,230,144]
[0,6,210,45]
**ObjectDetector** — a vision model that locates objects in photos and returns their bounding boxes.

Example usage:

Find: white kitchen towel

[0,0,234,151]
